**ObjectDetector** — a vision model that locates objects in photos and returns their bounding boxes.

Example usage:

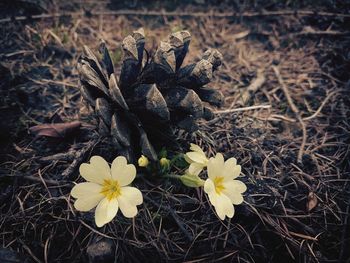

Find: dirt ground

[0,1,349,262]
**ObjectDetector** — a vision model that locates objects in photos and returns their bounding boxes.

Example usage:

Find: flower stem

[163,174,181,180]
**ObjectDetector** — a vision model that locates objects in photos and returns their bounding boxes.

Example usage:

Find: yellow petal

[205,178,235,220]
[184,154,193,164]
[231,165,241,180]
[223,190,243,205]
[223,157,238,180]
[74,194,104,212]
[79,156,111,184]
[233,180,247,193]
[207,153,224,180]
[71,182,102,198]
[121,186,143,205]
[190,143,205,155]
[204,179,215,194]
[222,180,246,205]
[186,152,207,164]
[95,198,119,227]
[117,187,143,218]
[214,193,234,220]
[111,156,136,186]
[188,162,205,176]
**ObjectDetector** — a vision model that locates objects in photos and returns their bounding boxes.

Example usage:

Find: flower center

[100,179,121,200]
[214,176,225,194]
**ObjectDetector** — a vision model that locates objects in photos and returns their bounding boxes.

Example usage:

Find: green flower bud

[179,173,205,188]
[160,157,170,170]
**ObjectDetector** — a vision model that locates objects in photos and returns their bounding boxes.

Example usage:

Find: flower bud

[138,155,149,167]
[159,157,170,170]
[179,173,205,188]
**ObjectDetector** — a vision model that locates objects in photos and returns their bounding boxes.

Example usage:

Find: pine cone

[78,28,223,162]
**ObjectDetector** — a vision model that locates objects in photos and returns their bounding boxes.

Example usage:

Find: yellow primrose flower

[204,153,247,220]
[184,143,209,175]
[138,155,149,167]
[71,156,143,227]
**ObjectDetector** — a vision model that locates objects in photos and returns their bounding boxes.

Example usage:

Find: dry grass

[0,2,349,262]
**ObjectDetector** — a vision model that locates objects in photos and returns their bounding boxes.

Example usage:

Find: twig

[39,151,76,162]
[215,104,271,114]
[4,174,70,186]
[289,231,318,241]
[236,70,266,106]
[265,91,338,122]
[38,169,52,198]
[1,9,349,24]
[79,220,116,240]
[338,200,350,261]
[303,91,338,121]
[273,66,307,163]
[292,29,350,37]
[29,78,77,88]
[265,114,296,123]
[62,138,100,178]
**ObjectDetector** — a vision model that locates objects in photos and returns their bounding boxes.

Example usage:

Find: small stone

[87,239,114,263]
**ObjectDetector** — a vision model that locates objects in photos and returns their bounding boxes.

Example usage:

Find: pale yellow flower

[204,153,247,220]
[138,155,149,167]
[71,156,143,227]
[184,143,209,175]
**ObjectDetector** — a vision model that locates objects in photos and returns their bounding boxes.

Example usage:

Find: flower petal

[79,156,111,184]
[222,180,246,205]
[204,179,218,206]
[185,152,207,164]
[95,197,119,227]
[190,143,205,155]
[223,157,238,180]
[214,193,235,220]
[207,153,224,180]
[204,179,215,195]
[111,156,136,186]
[184,154,193,164]
[205,179,235,220]
[223,190,244,205]
[233,180,247,193]
[74,195,104,212]
[117,187,143,218]
[231,165,241,180]
[71,182,102,198]
[188,162,205,176]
